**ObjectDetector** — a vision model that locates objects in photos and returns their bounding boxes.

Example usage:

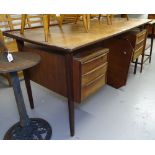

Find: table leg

[149,24,154,63]
[10,72,30,127]
[23,69,34,109]
[65,53,75,137]
[4,71,52,140]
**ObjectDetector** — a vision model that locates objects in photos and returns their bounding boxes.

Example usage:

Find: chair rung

[144,54,150,56]
[143,57,150,63]
[27,15,42,18]
[27,20,42,24]
[0,25,10,28]
[10,17,21,20]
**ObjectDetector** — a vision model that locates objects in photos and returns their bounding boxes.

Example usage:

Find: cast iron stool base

[4,118,52,140]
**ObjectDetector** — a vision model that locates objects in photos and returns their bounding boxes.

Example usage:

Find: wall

[128,14,148,19]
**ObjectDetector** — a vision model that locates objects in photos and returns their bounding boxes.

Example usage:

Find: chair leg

[43,14,50,42]
[134,58,138,74]
[140,53,145,73]
[82,14,88,32]
[106,15,111,25]
[98,14,101,21]
[20,14,27,34]
[75,15,79,24]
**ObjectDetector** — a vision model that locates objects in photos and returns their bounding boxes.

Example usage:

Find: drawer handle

[82,53,107,65]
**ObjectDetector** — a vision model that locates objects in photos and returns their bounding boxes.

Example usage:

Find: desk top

[149,19,155,25]
[4,18,150,53]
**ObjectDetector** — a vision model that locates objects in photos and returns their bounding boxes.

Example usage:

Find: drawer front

[82,62,108,86]
[135,40,145,51]
[81,53,107,74]
[133,46,144,60]
[135,30,147,45]
[81,74,106,101]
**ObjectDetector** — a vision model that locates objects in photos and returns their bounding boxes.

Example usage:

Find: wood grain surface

[4,18,150,52]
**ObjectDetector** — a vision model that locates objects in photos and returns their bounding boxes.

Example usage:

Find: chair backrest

[127,29,147,61]
[24,14,62,28]
[61,14,79,23]
[0,14,19,52]
[26,14,43,28]
[0,14,22,31]
[0,14,11,31]
[7,14,22,30]
[0,29,8,52]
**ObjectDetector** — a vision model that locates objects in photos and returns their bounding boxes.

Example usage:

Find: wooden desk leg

[65,53,75,137]
[149,24,155,63]
[23,69,34,109]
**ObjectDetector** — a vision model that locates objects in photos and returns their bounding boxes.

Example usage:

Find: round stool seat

[0,52,41,73]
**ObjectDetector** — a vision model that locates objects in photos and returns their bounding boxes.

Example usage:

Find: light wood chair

[60,14,79,23]
[20,14,62,42]
[0,14,22,85]
[126,28,147,74]
[99,14,129,25]
[98,14,112,25]
[61,14,90,32]
[0,30,12,86]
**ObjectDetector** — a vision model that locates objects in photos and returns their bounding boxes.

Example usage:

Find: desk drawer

[81,53,107,74]
[73,48,109,103]
[135,30,147,45]
[81,74,106,100]
[133,46,144,60]
[135,40,145,51]
[82,62,108,86]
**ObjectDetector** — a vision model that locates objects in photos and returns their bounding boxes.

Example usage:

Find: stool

[145,20,155,63]
[0,52,52,140]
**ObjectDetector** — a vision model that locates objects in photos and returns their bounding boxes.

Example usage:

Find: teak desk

[4,18,150,136]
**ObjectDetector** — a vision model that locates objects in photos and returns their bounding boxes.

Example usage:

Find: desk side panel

[23,43,67,97]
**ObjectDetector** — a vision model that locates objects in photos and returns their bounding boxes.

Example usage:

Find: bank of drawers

[127,29,147,61]
[73,48,109,103]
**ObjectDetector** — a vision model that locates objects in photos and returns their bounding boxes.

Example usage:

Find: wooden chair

[60,14,79,23]
[0,14,20,51]
[126,28,147,74]
[98,14,112,25]
[0,29,12,86]
[20,14,62,42]
[144,20,155,64]
[0,15,20,86]
[61,14,90,32]
[99,14,129,25]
